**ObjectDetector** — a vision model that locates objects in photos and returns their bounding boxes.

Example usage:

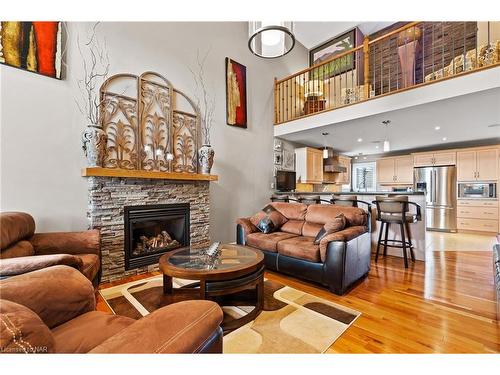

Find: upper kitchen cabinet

[413,151,456,167]
[377,155,414,185]
[295,147,323,184]
[457,147,499,181]
[336,156,351,185]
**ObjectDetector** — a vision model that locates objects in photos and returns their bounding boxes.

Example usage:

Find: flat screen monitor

[276,170,296,191]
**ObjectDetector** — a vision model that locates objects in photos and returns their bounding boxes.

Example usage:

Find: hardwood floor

[96,251,500,353]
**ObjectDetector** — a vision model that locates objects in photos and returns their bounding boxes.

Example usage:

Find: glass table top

[167,244,259,271]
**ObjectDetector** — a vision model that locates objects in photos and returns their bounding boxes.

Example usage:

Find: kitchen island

[274,191,427,262]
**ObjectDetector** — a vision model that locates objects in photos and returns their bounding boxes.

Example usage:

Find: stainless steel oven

[458,182,497,199]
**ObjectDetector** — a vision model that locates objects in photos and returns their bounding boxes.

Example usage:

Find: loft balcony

[274,22,500,135]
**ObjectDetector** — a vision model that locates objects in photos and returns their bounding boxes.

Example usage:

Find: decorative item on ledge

[82,126,107,167]
[81,167,218,182]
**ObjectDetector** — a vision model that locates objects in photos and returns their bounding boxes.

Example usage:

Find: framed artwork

[274,152,282,165]
[309,29,356,79]
[225,57,247,128]
[0,21,63,79]
[274,138,283,152]
[282,149,295,171]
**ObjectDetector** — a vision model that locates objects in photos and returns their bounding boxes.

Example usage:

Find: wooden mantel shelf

[81,167,218,182]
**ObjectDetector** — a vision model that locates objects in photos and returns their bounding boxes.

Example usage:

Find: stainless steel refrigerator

[414,166,457,232]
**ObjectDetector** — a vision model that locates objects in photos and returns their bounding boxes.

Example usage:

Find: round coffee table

[159,244,264,332]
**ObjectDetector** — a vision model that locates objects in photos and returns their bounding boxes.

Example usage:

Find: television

[276,170,296,191]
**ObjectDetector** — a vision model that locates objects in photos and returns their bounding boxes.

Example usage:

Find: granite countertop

[274,191,425,196]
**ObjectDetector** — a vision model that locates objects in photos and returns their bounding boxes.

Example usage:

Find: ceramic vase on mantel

[198,144,215,174]
[82,125,107,167]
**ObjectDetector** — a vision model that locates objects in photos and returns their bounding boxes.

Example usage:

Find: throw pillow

[313,213,346,244]
[250,204,288,234]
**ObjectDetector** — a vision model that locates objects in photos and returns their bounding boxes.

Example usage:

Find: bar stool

[372,195,422,268]
[331,194,359,207]
[270,194,289,203]
[297,195,321,205]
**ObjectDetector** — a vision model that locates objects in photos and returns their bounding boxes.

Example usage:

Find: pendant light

[248,22,295,59]
[322,132,329,158]
[381,120,391,152]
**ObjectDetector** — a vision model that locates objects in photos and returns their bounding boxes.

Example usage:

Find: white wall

[0,22,308,241]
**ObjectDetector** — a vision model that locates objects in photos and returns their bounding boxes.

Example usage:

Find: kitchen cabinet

[336,156,351,185]
[457,148,498,181]
[377,155,413,185]
[457,199,498,232]
[295,147,323,184]
[413,151,456,167]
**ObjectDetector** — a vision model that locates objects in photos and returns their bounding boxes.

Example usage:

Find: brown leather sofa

[0,212,101,286]
[0,265,224,353]
[236,202,371,295]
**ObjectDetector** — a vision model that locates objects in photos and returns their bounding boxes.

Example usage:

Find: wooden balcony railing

[274,21,500,125]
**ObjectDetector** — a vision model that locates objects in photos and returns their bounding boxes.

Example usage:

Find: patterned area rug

[99,276,361,353]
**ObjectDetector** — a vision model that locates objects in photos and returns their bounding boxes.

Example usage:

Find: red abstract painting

[0,21,62,79]
[226,58,247,128]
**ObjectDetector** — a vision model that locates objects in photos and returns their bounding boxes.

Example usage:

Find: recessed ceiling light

[375,145,379,149]
[363,156,367,160]
[357,138,363,142]
[442,137,447,141]
[434,126,441,130]
[354,156,359,160]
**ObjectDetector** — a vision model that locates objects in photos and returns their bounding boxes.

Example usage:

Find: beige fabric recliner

[0,265,224,353]
[0,212,101,285]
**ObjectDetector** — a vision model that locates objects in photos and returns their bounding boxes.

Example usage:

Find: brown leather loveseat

[0,265,224,353]
[0,212,101,286]
[236,202,371,295]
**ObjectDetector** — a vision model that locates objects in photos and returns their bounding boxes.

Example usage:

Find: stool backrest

[332,195,358,207]
[375,195,409,214]
[270,195,289,203]
[298,195,321,205]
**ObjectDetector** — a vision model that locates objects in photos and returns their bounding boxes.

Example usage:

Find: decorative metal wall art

[99,71,200,173]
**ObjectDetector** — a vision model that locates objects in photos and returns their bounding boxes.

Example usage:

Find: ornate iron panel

[172,111,197,173]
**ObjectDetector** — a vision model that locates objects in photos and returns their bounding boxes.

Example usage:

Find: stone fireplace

[124,203,190,270]
[86,176,211,282]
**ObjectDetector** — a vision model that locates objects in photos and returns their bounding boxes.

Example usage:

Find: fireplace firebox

[124,203,190,270]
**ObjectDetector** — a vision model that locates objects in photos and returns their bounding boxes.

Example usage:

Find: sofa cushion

[0,240,35,259]
[52,311,134,353]
[302,222,324,238]
[270,202,308,220]
[313,213,347,244]
[0,254,84,277]
[280,220,305,235]
[0,300,55,353]
[246,231,297,252]
[250,205,288,234]
[305,204,367,227]
[277,236,321,263]
[319,226,368,262]
[74,254,100,281]
[0,212,35,250]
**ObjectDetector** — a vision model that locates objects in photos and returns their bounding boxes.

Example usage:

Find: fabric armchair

[0,212,101,285]
[0,266,224,354]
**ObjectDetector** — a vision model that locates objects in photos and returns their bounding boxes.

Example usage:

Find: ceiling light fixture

[381,120,391,152]
[248,22,295,59]
[434,126,441,130]
[357,138,363,142]
[442,137,447,141]
[321,132,329,158]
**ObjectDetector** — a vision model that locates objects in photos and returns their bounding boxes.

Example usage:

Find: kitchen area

[273,138,500,260]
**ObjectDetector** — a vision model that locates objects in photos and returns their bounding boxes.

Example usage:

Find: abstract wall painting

[225,57,247,128]
[0,21,62,79]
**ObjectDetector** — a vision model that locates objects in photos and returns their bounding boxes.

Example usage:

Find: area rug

[99,276,361,353]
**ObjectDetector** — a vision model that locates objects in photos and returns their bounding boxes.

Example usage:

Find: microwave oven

[458,182,497,199]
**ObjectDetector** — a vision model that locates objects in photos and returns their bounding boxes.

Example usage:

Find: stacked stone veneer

[87,177,210,282]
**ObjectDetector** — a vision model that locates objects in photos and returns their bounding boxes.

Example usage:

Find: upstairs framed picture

[0,21,63,79]
[309,29,356,79]
[225,57,247,128]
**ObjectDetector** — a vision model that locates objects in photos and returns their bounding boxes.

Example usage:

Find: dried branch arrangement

[75,22,110,126]
[189,49,216,145]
